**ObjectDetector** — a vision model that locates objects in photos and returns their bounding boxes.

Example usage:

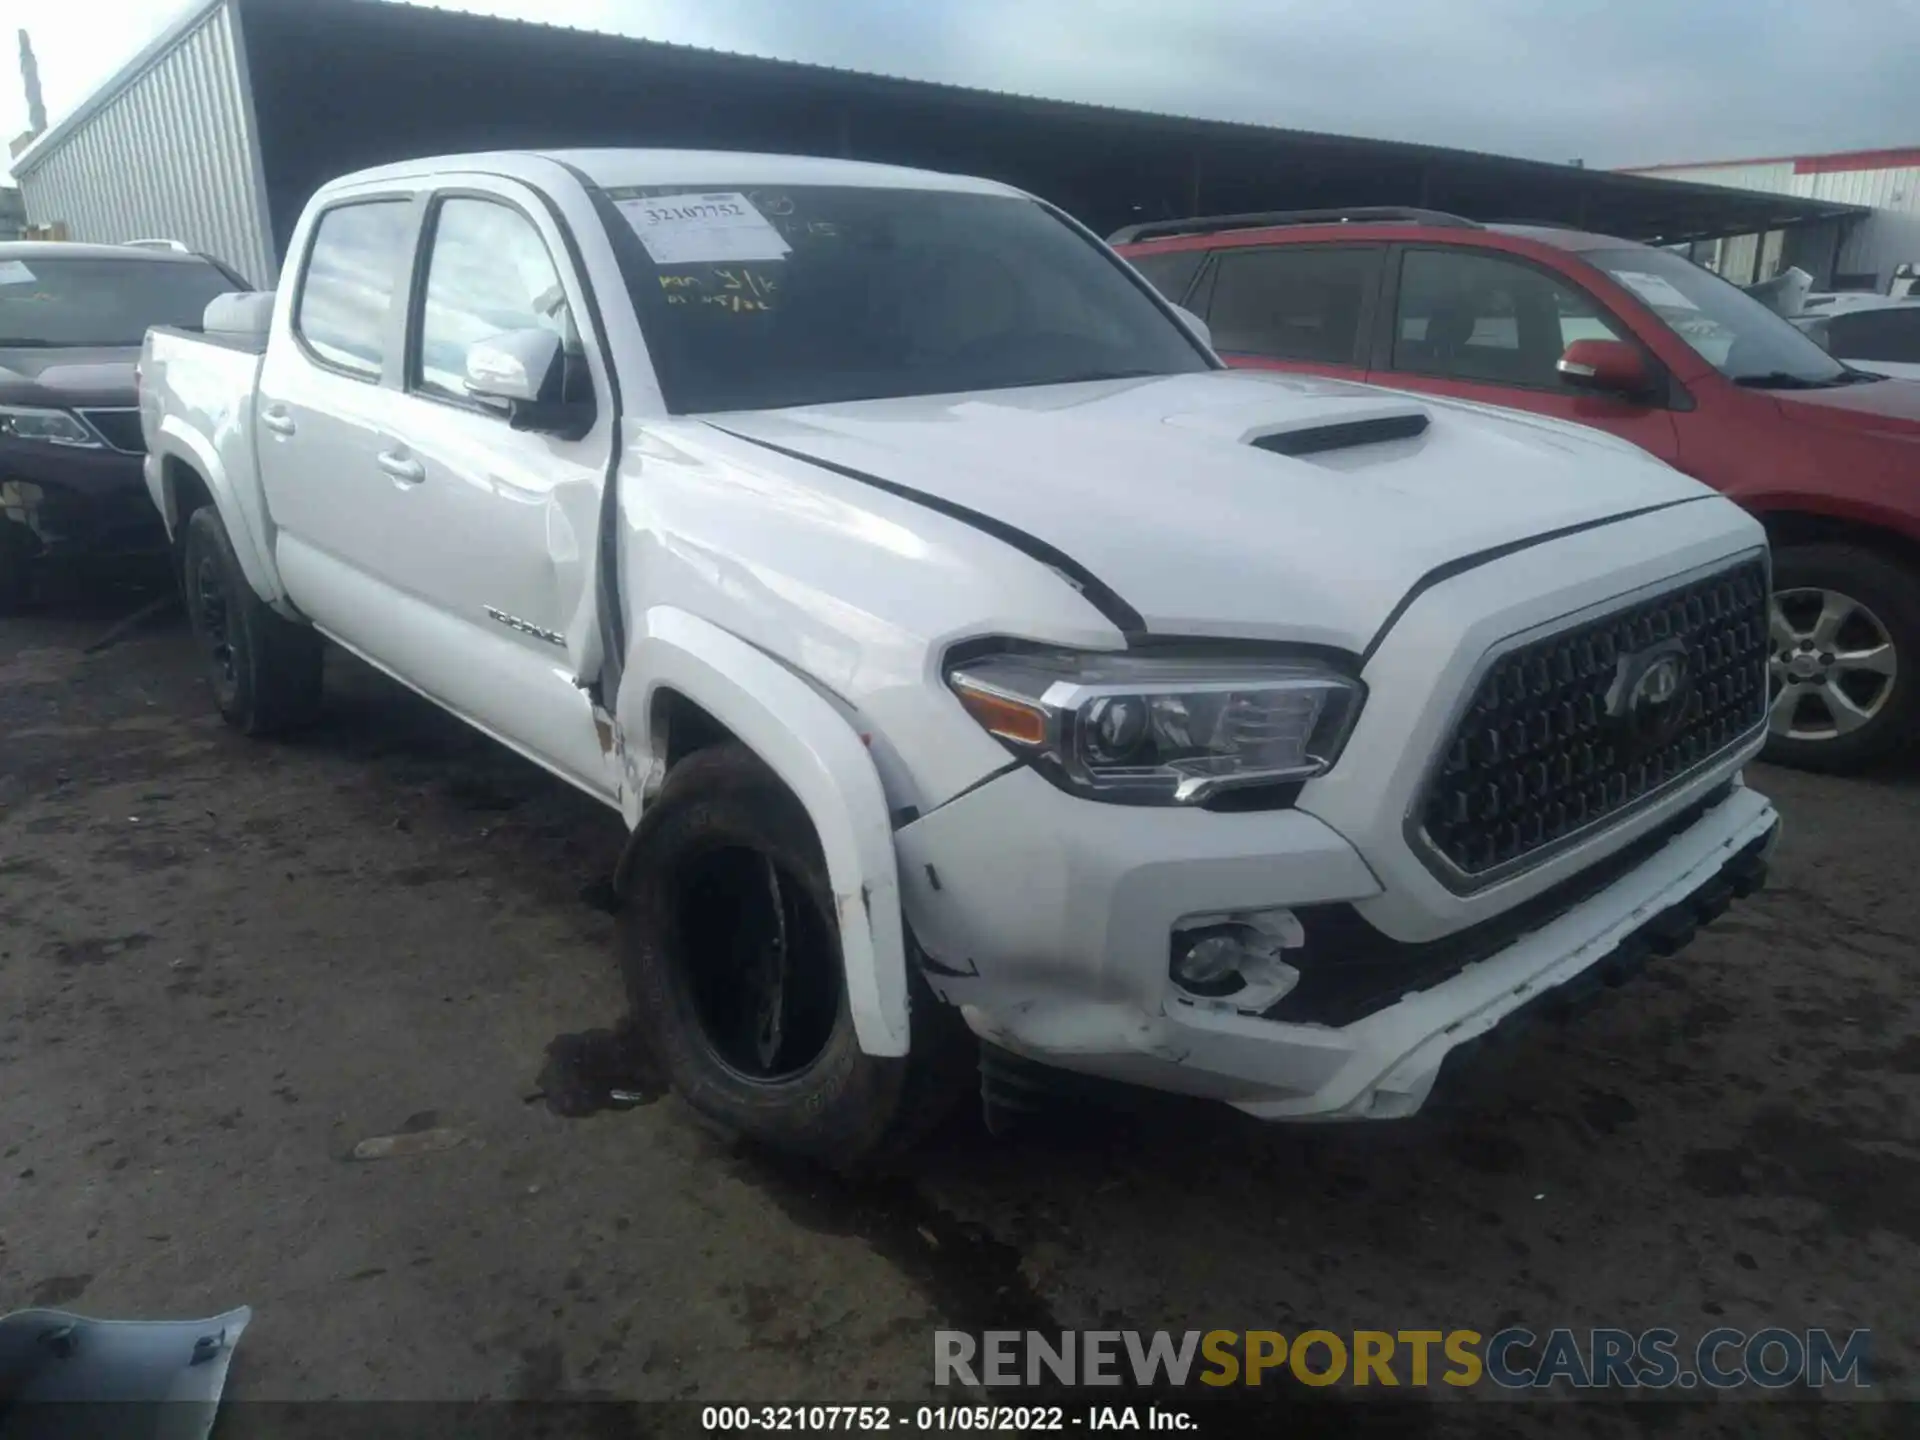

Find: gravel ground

[2,577,1915,1438]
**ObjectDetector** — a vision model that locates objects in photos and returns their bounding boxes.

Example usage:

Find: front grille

[1416,557,1768,886]
[78,408,145,454]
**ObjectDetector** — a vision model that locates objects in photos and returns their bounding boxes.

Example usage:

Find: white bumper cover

[896,768,1777,1122]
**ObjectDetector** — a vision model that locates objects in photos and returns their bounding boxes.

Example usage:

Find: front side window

[1582,246,1852,388]
[605,185,1211,413]
[0,256,238,347]
[1826,307,1920,364]
[295,201,413,377]
[414,197,581,402]
[1392,248,1625,390]
[1205,246,1377,365]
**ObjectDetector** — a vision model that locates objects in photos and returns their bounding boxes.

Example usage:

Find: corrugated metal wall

[13,0,276,286]
[1632,158,1920,289]
[1819,167,1920,286]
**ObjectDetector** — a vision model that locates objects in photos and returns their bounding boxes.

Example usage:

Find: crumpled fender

[616,606,910,1057]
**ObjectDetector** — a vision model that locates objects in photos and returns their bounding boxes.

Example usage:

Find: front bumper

[895,767,1777,1121]
[1,440,166,559]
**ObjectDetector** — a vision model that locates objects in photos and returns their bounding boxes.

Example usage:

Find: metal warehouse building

[15,0,1863,288]
[1624,147,1920,291]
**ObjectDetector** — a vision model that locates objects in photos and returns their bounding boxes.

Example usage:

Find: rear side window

[1203,246,1377,365]
[295,201,413,377]
[1392,248,1624,390]
[1826,307,1920,364]
[1124,249,1206,305]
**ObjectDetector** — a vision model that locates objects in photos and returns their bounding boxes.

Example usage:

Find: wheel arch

[1756,506,1920,575]
[154,423,285,605]
[615,606,911,1058]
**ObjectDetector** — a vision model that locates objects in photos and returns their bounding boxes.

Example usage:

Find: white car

[1793,293,1920,379]
[139,149,1780,1163]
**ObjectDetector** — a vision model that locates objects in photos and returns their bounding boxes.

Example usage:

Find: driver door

[374,177,619,799]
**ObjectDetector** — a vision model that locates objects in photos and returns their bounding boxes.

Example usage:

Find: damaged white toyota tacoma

[140,149,1780,1163]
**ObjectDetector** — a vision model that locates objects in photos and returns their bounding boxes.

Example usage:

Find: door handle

[376,449,426,485]
[260,407,296,437]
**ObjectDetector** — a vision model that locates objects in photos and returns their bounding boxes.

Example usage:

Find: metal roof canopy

[20,0,1865,260]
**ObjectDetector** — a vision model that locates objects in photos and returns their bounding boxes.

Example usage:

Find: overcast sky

[6,0,1917,183]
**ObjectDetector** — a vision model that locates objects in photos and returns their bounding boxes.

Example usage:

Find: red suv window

[1389,247,1627,392]
[1203,245,1380,366]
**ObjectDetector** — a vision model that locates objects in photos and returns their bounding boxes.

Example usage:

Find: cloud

[6,0,1916,186]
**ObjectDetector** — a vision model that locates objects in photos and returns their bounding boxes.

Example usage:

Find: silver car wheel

[1768,586,1898,741]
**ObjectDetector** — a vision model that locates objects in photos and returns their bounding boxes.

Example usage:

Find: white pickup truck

[141,148,1780,1164]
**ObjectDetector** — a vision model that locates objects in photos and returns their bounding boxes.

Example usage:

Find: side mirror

[1556,338,1654,399]
[1172,304,1214,351]
[464,328,595,439]
[465,328,564,406]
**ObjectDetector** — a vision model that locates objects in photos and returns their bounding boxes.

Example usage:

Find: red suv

[1113,208,1920,773]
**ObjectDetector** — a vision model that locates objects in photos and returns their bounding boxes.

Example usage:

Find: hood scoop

[1249,410,1429,457]
[1162,395,1432,458]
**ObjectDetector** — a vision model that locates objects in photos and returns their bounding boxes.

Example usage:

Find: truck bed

[139,323,275,595]
[148,322,268,356]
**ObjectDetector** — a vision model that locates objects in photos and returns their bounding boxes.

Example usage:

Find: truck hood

[0,344,140,408]
[707,370,1717,652]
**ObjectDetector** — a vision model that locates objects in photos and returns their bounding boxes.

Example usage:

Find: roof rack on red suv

[1107,207,1482,245]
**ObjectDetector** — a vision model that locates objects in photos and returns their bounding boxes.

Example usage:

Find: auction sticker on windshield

[0,261,36,285]
[1612,271,1699,312]
[616,193,793,265]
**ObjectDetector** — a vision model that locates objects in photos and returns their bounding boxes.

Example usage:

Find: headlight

[947,647,1364,806]
[0,405,102,448]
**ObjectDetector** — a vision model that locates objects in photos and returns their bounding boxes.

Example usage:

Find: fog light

[1174,932,1249,993]
[1169,909,1304,1013]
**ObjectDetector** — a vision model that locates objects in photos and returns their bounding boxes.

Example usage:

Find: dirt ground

[2,576,1916,1438]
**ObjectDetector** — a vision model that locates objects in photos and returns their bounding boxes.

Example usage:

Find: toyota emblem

[1608,639,1694,752]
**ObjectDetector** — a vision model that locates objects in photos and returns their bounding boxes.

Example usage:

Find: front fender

[153,417,285,606]
[617,606,910,1057]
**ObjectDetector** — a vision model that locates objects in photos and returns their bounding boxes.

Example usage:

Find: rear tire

[618,743,972,1168]
[0,519,35,615]
[181,506,323,736]
[1763,542,1920,773]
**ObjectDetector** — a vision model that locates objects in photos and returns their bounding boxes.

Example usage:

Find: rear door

[1195,243,1384,381]
[257,191,426,630]
[1371,244,1682,462]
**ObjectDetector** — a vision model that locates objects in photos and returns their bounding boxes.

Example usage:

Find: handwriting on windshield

[658,267,780,314]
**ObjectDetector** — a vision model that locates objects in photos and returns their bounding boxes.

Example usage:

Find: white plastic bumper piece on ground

[896,767,1778,1121]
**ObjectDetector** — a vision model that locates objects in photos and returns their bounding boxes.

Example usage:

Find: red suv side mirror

[1556,338,1653,398]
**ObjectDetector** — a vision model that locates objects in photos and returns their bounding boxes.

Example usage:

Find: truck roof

[332,148,1026,199]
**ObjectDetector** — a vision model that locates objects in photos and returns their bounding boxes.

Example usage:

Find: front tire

[1764,542,1920,773]
[181,506,323,736]
[619,743,970,1168]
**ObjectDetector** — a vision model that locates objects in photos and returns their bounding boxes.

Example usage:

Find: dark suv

[1114,208,1920,773]
[1,241,245,611]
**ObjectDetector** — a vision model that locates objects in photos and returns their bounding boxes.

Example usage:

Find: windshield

[1584,247,1853,388]
[0,255,240,347]
[605,185,1212,412]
